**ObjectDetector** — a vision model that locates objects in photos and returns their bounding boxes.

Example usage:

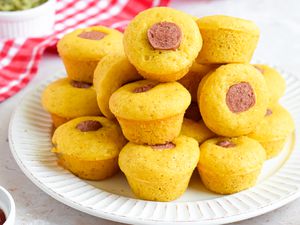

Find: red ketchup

[0,209,5,225]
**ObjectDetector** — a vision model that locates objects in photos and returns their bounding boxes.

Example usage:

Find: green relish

[0,0,48,11]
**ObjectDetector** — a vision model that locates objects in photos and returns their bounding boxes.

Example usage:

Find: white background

[1,0,300,224]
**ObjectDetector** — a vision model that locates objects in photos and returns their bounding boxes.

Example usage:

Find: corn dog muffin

[119,135,199,201]
[58,26,123,83]
[198,136,266,194]
[248,104,294,159]
[178,63,217,101]
[196,15,260,64]
[123,7,202,82]
[93,53,142,119]
[198,64,269,137]
[254,64,286,105]
[52,117,126,180]
[181,118,215,144]
[185,102,202,121]
[109,80,191,144]
[41,78,101,128]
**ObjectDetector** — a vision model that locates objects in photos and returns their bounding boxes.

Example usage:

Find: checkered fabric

[0,0,169,102]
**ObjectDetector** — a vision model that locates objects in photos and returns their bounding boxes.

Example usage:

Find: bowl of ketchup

[0,186,15,225]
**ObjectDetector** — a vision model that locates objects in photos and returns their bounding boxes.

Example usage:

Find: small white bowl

[0,186,15,225]
[0,0,56,39]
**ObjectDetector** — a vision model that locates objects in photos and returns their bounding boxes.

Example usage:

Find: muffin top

[57,26,123,61]
[199,136,266,174]
[254,64,286,103]
[197,15,260,34]
[93,53,142,119]
[181,118,215,144]
[123,7,202,77]
[109,80,191,120]
[248,104,294,141]
[41,78,101,118]
[119,135,199,181]
[52,117,126,161]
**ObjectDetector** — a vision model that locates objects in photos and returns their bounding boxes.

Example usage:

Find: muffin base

[51,114,71,128]
[197,29,259,64]
[125,174,191,201]
[260,138,286,160]
[57,154,119,181]
[61,57,99,83]
[116,113,184,145]
[198,167,261,194]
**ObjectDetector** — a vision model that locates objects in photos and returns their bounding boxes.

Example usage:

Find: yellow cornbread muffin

[123,7,202,82]
[198,64,269,137]
[119,135,199,201]
[52,116,126,180]
[178,63,217,101]
[181,118,215,144]
[185,102,202,121]
[93,53,142,119]
[248,104,294,159]
[58,26,123,83]
[196,15,260,64]
[254,64,286,105]
[192,15,199,21]
[41,78,101,128]
[109,80,191,144]
[198,136,266,194]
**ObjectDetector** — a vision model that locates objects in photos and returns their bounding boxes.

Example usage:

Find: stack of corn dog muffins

[41,7,295,201]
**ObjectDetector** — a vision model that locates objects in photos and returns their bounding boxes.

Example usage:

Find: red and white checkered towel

[0,0,169,102]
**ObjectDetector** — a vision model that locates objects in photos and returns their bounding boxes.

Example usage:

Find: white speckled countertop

[1,0,300,224]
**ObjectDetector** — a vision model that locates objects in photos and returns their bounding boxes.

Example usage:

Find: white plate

[9,68,300,225]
